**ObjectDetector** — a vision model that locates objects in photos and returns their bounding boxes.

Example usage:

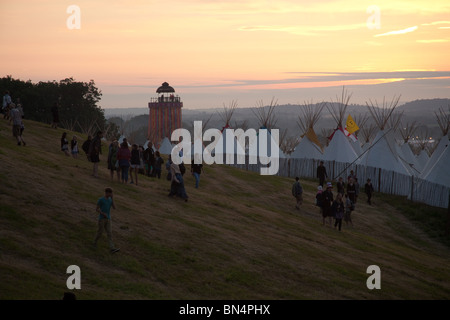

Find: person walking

[344,193,354,227]
[292,177,303,210]
[347,178,357,204]
[322,182,334,226]
[347,170,356,183]
[365,178,375,205]
[191,157,204,189]
[130,144,140,185]
[82,135,92,161]
[9,103,25,146]
[89,131,103,178]
[93,187,120,254]
[2,91,12,119]
[70,135,79,159]
[61,132,70,156]
[168,161,189,202]
[315,185,324,213]
[153,151,164,179]
[143,143,155,177]
[108,140,120,182]
[332,193,345,231]
[336,177,345,196]
[117,141,131,184]
[316,161,328,187]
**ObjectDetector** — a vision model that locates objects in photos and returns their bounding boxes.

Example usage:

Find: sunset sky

[1,0,450,109]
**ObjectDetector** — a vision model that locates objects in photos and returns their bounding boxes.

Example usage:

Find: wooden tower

[148,82,183,146]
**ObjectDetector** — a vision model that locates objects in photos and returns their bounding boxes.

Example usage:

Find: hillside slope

[0,118,449,300]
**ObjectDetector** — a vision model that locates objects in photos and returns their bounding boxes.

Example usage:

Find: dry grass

[0,118,449,300]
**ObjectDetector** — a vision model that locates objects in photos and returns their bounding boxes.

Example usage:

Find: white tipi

[421,137,450,186]
[290,101,324,160]
[359,95,411,175]
[322,87,358,164]
[158,137,174,155]
[420,107,450,179]
[397,121,421,175]
[212,100,246,163]
[252,98,284,162]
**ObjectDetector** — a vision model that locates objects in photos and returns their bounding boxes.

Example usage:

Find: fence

[230,157,450,209]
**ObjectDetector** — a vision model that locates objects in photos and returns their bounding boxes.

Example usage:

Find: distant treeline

[0,75,119,139]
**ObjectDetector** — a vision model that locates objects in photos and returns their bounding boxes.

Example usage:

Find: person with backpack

[292,177,303,210]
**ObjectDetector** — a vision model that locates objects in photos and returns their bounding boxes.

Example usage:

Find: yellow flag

[346,114,359,134]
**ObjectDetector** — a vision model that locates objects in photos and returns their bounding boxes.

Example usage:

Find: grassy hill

[0,118,449,300]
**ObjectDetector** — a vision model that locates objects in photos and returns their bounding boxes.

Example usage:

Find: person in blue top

[93,187,120,253]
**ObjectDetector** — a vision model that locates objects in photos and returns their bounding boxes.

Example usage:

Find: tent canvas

[421,138,450,186]
[420,137,449,179]
[359,130,411,175]
[415,149,429,172]
[398,142,421,175]
[290,127,323,160]
[322,128,358,164]
[158,137,174,155]
[350,138,363,156]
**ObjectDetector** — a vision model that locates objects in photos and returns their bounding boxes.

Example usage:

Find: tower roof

[156,82,175,93]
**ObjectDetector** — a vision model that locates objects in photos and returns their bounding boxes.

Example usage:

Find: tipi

[212,100,246,163]
[420,106,450,178]
[322,87,358,164]
[252,98,285,161]
[397,121,421,175]
[421,137,450,186]
[349,113,368,156]
[290,101,324,160]
[158,137,174,155]
[359,95,411,175]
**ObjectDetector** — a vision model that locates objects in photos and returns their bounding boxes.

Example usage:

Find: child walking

[332,193,344,231]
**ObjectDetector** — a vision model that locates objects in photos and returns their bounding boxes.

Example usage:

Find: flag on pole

[345,114,359,134]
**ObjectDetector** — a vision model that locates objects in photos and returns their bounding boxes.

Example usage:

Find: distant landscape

[104,98,450,147]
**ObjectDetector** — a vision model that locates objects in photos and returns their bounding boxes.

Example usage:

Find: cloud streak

[375,26,418,37]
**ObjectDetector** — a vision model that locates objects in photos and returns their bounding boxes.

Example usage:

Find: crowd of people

[293,162,376,232]
[73,131,202,203]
